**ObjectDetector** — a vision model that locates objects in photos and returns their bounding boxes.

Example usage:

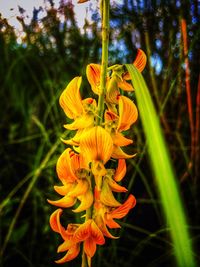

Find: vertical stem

[82,2,110,266]
[181,18,195,161]
[97,0,110,125]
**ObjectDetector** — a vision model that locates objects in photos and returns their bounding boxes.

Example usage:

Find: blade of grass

[126,64,197,267]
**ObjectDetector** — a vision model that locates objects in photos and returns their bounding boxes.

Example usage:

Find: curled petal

[56,148,77,183]
[54,183,75,196]
[80,126,113,165]
[133,49,147,72]
[124,49,147,80]
[59,77,83,119]
[109,194,136,219]
[55,244,80,264]
[114,159,126,182]
[64,113,94,130]
[47,195,76,208]
[57,240,73,253]
[112,131,133,146]
[118,80,134,91]
[68,179,89,197]
[112,146,136,159]
[73,190,93,213]
[118,96,138,132]
[86,64,101,94]
[49,209,68,239]
[100,180,121,207]
[95,215,118,239]
[106,177,127,193]
[104,216,121,229]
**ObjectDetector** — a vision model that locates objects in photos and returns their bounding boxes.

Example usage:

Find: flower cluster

[48,49,146,265]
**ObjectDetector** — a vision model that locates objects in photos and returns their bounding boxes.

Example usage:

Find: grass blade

[125,64,197,267]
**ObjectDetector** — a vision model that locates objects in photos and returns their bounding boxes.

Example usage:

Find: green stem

[97,0,110,125]
[82,2,110,266]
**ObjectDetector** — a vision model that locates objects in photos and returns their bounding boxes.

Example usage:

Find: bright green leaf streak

[126,64,197,267]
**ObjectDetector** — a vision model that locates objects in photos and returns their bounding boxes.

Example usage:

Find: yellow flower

[59,77,96,130]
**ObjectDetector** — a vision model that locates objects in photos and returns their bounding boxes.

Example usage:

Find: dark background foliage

[0,1,199,266]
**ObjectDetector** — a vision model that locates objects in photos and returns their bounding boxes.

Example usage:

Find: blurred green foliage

[0,1,199,267]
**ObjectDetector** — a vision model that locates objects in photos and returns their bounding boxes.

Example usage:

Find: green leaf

[125,64,197,267]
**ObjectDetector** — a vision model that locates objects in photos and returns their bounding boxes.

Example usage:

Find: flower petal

[133,49,147,72]
[106,177,127,193]
[114,159,126,182]
[59,77,83,119]
[100,180,121,207]
[47,195,76,208]
[112,131,133,146]
[118,80,134,91]
[95,215,118,239]
[112,146,136,159]
[80,126,113,165]
[86,64,101,94]
[90,220,105,245]
[73,220,91,242]
[104,216,121,229]
[56,148,77,183]
[117,96,138,132]
[109,194,136,219]
[54,183,74,196]
[84,238,97,258]
[123,49,147,80]
[64,113,94,130]
[55,244,80,264]
[49,209,68,239]
[73,190,93,213]
[68,179,89,197]
[106,76,120,104]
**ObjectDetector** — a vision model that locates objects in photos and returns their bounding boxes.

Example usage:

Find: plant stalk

[97,0,110,125]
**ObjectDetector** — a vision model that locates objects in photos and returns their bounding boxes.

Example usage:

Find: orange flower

[117,95,138,131]
[50,209,80,263]
[104,194,136,228]
[73,219,105,258]
[86,64,101,94]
